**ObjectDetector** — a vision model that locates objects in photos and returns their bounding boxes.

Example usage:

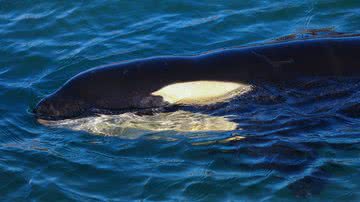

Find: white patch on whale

[151,81,252,105]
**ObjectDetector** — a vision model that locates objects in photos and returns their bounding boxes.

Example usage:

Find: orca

[34,36,360,120]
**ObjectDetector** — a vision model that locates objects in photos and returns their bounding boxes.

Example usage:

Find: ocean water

[1,0,360,201]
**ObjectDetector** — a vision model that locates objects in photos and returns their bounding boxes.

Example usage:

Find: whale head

[34,80,252,120]
[34,91,89,120]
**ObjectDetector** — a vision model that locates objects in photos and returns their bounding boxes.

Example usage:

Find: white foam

[39,110,239,138]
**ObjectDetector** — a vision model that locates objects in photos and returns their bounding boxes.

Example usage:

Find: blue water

[1,0,360,201]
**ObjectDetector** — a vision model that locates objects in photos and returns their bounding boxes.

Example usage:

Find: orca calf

[34,36,360,120]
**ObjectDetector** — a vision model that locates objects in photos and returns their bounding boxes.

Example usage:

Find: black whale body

[35,36,360,120]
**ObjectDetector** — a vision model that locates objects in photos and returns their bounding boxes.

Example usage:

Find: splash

[38,110,239,138]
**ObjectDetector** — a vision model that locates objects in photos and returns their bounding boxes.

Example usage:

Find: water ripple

[1,0,360,201]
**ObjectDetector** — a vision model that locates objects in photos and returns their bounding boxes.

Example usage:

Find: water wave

[1,0,360,201]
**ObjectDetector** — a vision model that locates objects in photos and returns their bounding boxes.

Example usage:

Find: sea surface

[1,0,360,201]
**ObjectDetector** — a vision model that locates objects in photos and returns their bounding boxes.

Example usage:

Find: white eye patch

[152,80,252,105]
